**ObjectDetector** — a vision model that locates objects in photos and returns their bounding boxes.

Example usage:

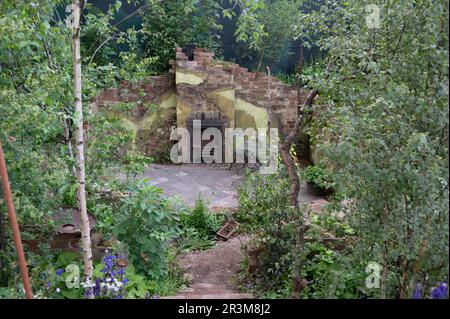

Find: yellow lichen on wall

[120,118,138,151]
[207,89,235,127]
[216,89,234,101]
[176,100,192,127]
[234,98,268,130]
[109,92,177,152]
[159,92,177,109]
[234,110,257,130]
[176,70,205,85]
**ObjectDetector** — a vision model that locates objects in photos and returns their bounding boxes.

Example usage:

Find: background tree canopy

[76,0,320,73]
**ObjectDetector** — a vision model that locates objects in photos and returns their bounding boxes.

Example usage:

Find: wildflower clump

[81,250,129,299]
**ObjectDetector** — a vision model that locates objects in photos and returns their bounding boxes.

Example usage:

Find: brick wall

[175,47,306,133]
[91,48,308,160]
[92,75,176,160]
[96,76,175,108]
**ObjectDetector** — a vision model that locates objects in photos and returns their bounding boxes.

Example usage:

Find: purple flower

[56,268,65,277]
[82,250,130,299]
[84,287,94,298]
[101,254,117,273]
[431,282,448,299]
[94,278,101,297]
[412,283,422,299]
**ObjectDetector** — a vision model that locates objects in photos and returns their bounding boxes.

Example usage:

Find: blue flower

[84,287,94,298]
[56,268,65,277]
[94,278,102,297]
[412,283,422,299]
[102,254,116,273]
[431,282,448,299]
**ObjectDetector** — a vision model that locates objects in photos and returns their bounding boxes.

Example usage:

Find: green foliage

[113,180,181,280]
[236,170,291,230]
[298,0,449,298]
[0,0,74,233]
[10,249,84,299]
[234,0,304,71]
[277,57,328,87]
[301,165,334,189]
[177,197,225,252]
[276,73,298,85]
[81,2,121,66]
[121,262,183,298]
[184,197,223,237]
[237,171,371,299]
[0,0,148,237]
[1,0,447,300]
[236,171,300,296]
[10,248,184,299]
[298,213,369,299]
[139,0,222,73]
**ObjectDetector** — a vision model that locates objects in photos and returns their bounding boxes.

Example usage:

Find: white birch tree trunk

[71,0,93,285]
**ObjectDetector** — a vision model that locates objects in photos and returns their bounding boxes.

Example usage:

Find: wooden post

[0,141,33,299]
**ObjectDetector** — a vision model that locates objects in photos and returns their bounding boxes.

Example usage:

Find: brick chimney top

[182,44,197,61]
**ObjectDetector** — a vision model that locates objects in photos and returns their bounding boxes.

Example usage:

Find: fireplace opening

[187,118,225,163]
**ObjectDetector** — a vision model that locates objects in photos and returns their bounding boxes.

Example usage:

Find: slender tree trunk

[280,89,318,208]
[380,241,388,299]
[63,117,76,176]
[291,224,308,298]
[280,144,300,208]
[295,44,304,88]
[256,46,265,72]
[72,0,93,284]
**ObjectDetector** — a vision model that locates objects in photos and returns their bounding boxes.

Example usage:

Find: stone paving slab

[139,164,244,209]
[138,164,323,210]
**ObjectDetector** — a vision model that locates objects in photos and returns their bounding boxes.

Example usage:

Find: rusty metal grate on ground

[216,220,239,240]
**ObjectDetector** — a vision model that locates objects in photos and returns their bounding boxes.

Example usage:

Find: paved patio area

[138,164,323,210]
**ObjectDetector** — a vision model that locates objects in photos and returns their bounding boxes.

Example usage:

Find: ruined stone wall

[175,47,305,133]
[90,48,308,161]
[92,75,176,160]
[175,48,235,130]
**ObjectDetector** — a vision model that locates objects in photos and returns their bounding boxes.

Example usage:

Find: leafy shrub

[237,171,364,299]
[183,197,224,237]
[236,170,291,231]
[301,165,334,190]
[113,180,180,280]
[177,197,225,252]
[236,171,300,296]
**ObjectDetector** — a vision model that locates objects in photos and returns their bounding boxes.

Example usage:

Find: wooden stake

[0,141,33,299]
